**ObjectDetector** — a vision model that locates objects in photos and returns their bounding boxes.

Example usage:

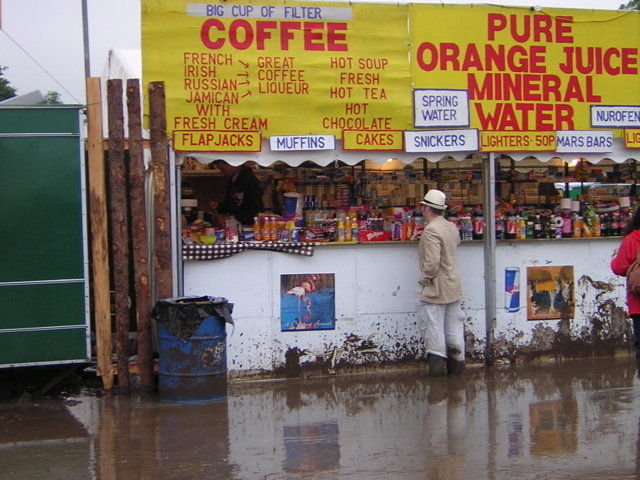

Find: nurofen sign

[142,1,640,153]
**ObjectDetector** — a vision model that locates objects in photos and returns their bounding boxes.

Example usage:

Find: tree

[0,66,17,102]
[621,0,640,9]
[43,91,62,105]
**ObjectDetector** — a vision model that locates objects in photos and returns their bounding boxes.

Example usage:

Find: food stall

[141,0,640,377]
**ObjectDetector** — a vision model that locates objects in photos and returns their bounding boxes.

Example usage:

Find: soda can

[505,267,520,313]
[278,228,290,242]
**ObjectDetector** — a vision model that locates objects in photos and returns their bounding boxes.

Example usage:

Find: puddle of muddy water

[1,357,640,479]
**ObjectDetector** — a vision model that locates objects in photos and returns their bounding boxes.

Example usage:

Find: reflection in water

[2,357,640,479]
[284,422,340,473]
[530,399,578,456]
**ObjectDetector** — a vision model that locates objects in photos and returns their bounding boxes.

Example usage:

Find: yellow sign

[479,131,556,152]
[143,1,640,152]
[142,0,411,149]
[625,129,640,148]
[410,5,639,136]
[342,130,404,150]
[173,130,262,152]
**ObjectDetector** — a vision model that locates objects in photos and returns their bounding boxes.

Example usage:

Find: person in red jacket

[611,205,640,377]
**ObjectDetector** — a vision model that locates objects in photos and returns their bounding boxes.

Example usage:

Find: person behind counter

[611,204,640,378]
[415,189,466,377]
[209,159,265,225]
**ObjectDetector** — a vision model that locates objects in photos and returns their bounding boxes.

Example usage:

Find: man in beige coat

[415,190,466,377]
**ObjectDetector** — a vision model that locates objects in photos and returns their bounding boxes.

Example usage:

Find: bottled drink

[505,211,517,240]
[351,219,359,242]
[337,220,346,242]
[516,216,526,240]
[619,212,628,234]
[406,218,415,239]
[573,214,582,238]
[593,215,601,237]
[611,214,619,236]
[286,220,295,242]
[344,220,353,241]
[526,221,534,239]
[461,214,473,241]
[253,217,262,241]
[357,207,370,229]
[413,209,425,236]
[495,213,504,240]
[472,210,484,240]
[561,211,572,238]
[533,215,543,239]
[262,217,271,241]
[603,214,611,237]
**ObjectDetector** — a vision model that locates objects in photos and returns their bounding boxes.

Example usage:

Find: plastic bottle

[516,216,526,240]
[526,221,534,239]
[593,214,601,237]
[345,220,353,241]
[561,210,573,238]
[573,214,582,238]
[357,206,370,230]
[413,209,425,236]
[533,215,543,239]
[406,217,415,240]
[602,214,611,237]
[253,217,262,241]
[472,210,484,240]
[269,217,278,241]
[351,219,359,242]
[495,213,504,240]
[505,211,517,240]
[347,206,358,225]
[611,213,619,236]
[337,219,346,242]
[462,214,473,241]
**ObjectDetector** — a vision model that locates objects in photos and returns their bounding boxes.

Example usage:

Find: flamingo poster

[280,274,336,331]
[526,266,575,321]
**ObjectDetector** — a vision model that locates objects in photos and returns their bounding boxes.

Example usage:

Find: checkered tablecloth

[183,242,315,260]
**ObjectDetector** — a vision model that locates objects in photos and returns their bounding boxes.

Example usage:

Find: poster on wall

[281,273,335,331]
[527,265,575,321]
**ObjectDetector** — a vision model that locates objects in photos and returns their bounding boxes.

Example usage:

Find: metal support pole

[482,153,497,365]
[81,0,91,78]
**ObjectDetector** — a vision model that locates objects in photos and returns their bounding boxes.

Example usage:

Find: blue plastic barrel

[157,315,227,401]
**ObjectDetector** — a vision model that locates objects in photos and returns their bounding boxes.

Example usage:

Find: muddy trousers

[417,301,465,361]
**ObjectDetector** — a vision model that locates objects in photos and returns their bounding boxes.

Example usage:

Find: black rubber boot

[447,357,466,375]
[428,354,446,377]
[636,357,640,379]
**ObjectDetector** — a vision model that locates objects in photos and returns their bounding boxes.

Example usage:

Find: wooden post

[149,81,173,301]
[86,77,114,395]
[107,79,131,393]
[126,79,155,393]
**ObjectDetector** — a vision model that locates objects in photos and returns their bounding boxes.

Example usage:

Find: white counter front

[182,238,629,378]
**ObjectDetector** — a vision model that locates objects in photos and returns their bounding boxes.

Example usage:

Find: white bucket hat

[420,189,446,209]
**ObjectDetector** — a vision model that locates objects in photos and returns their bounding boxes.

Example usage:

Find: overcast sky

[0,0,626,104]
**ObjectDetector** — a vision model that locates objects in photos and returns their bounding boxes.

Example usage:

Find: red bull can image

[505,267,520,313]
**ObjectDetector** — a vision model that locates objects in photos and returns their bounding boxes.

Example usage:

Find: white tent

[101,48,146,138]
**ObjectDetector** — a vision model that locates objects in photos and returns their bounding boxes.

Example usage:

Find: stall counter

[181,237,628,378]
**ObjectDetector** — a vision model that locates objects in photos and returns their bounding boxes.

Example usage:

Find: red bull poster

[527,265,575,321]
[281,273,335,331]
